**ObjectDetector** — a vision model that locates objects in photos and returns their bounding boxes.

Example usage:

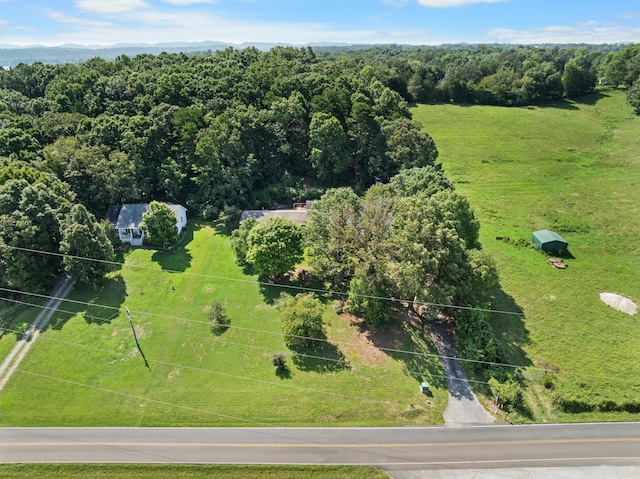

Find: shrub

[542,373,555,389]
[271,352,287,370]
[208,301,230,335]
[488,376,523,411]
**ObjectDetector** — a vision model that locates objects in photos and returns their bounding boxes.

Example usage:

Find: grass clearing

[412,90,640,422]
[0,223,446,427]
[0,464,389,479]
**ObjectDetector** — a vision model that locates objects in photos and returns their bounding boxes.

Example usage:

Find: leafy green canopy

[0,164,113,292]
[278,293,326,351]
[60,204,115,288]
[140,201,179,248]
[245,217,303,279]
[305,166,495,329]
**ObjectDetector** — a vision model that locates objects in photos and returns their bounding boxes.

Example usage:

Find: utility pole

[125,306,151,371]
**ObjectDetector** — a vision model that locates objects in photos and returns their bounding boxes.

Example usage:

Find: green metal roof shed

[531,230,568,253]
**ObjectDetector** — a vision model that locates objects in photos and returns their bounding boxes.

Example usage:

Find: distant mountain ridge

[0,41,624,68]
[0,41,358,67]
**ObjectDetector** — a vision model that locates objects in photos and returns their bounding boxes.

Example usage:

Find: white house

[107,203,187,246]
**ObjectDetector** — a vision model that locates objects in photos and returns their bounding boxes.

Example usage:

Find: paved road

[428,317,494,425]
[2,424,638,470]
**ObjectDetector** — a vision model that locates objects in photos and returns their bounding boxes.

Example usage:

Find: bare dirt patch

[337,308,410,366]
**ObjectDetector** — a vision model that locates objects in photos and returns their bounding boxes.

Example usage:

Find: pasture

[412,90,640,422]
[0,224,446,427]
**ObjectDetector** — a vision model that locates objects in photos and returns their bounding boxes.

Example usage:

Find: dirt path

[0,276,75,391]
[427,316,494,425]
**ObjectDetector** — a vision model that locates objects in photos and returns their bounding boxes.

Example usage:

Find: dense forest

[318,43,640,109]
[1,44,639,221]
[1,43,639,401]
[0,43,639,293]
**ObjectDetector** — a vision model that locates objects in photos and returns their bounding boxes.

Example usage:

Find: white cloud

[11,26,36,32]
[14,8,381,46]
[488,22,640,44]
[44,10,112,27]
[75,0,149,14]
[418,0,506,7]
[381,0,410,6]
[161,0,217,4]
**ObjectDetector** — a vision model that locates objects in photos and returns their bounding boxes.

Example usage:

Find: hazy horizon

[0,0,638,48]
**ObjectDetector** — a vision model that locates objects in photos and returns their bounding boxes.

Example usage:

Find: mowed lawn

[412,90,640,422]
[0,223,446,426]
[0,464,389,479]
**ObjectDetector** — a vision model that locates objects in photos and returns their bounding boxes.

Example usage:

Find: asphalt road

[2,423,639,471]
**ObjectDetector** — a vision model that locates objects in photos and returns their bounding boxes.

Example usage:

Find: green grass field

[0,223,446,427]
[412,90,640,422]
[0,464,389,479]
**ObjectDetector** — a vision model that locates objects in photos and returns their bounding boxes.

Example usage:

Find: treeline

[319,43,640,108]
[0,46,436,221]
[231,165,498,330]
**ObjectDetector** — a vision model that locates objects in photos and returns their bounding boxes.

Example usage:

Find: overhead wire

[1,244,526,317]
[2,287,639,385]
[14,369,552,479]
[7,243,640,329]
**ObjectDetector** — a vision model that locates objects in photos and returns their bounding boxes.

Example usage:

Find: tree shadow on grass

[369,309,448,391]
[572,91,609,106]
[489,287,531,369]
[537,98,579,111]
[48,274,127,330]
[275,365,292,379]
[291,341,351,373]
[150,223,200,272]
[259,269,334,306]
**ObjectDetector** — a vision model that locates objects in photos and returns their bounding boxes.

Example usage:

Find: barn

[531,230,568,254]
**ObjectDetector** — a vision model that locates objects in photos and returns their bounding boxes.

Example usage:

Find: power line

[0,288,536,372]
[2,289,639,385]
[0,317,487,389]
[1,244,526,317]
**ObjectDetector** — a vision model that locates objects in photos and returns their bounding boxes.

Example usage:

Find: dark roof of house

[115,204,149,229]
[105,205,122,226]
[108,203,187,229]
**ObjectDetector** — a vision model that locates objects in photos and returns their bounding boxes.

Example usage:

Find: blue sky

[0,0,639,47]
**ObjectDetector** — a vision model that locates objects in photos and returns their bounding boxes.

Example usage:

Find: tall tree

[0,180,69,292]
[140,201,178,248]
[305,188,361,288]
[230,217,257,265]
[60,204,115,288]
[278,293,326,351]
[245,217,303,279]
[308,112,351,184]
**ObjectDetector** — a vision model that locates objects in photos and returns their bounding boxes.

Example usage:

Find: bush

[542,373,555,389]
[271,352,287,370]
[488,376,523,411]
[208,301,230,335]
[455,309,504,374]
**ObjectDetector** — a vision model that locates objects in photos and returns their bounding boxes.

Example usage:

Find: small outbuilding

[531,230,568,254]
